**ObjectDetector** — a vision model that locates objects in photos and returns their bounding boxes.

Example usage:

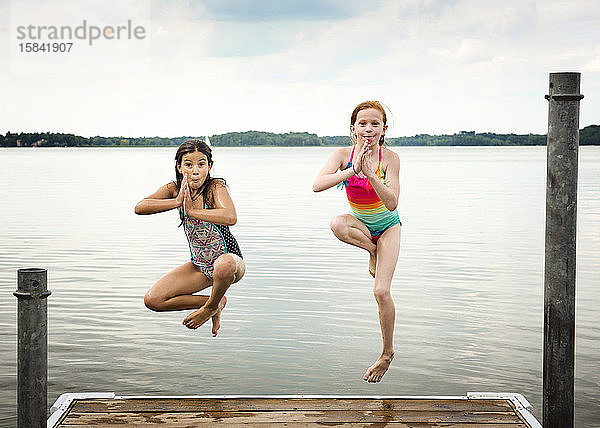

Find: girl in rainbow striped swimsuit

[313,101,401,384]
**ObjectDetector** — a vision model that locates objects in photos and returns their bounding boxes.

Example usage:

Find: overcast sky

[1,0,598,138]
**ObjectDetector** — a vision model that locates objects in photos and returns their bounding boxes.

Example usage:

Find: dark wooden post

[543,72,583,428]
[14,268,51,428]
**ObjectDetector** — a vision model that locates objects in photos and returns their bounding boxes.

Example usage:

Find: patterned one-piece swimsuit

[182,211,242,279]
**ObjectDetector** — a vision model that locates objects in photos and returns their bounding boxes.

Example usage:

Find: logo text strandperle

[16,20,146,46]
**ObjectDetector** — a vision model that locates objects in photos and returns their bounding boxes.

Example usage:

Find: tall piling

[14,268,51,428]
[543,72,583,428]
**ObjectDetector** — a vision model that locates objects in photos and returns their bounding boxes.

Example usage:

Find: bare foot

[182,305,218,330]
[363,352,394,383]
[211,296,227,337]
[369,251,377,278]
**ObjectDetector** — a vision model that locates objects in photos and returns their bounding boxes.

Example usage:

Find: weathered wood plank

[59,423,528,428]
[70,397,513,413]
[59,409,525,424]
[52,397,536,427]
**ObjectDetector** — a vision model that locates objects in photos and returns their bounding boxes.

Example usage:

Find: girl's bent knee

[330,216,348,236]
[213,255,236,282]
[144,293,163,312]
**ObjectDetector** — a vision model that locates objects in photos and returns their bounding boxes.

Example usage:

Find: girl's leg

[363,224,401,383]
[182,254,246,332]
[144,262,212,311]
[330,214,378,276]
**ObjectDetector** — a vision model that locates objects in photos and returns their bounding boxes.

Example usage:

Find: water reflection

[0,147,598,426]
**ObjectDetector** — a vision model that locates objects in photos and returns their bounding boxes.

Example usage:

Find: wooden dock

[48,393,542,427]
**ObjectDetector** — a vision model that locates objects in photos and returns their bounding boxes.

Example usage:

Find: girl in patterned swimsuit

[135,139,245,335]
[313,101,401,383]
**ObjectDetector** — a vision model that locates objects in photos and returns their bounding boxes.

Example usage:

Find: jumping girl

[135,139,245,335]
[313,101,401,383]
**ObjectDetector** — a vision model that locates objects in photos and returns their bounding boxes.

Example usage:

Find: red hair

[350,101,388,145]
[350,101,387,126]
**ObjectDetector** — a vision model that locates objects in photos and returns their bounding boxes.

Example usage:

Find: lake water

[0,146,598,426]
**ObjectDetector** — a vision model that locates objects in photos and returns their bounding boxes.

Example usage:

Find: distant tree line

[387,131,547,146]
[0,133,195,147]
[210,131,322,146]
[2,126,599,147]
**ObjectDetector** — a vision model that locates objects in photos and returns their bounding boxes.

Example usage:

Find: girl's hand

[183,178,193,214]
[361,143,377,178]
[175,174,188,207]
[351,145,364,174]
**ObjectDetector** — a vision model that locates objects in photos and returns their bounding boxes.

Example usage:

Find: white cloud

[1,0,598,138]
[582,47,600,73]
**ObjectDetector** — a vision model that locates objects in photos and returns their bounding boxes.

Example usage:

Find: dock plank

[51,396,535,427]
[70,397,514,412]
[59,423,528,428]
[59,410,524,424]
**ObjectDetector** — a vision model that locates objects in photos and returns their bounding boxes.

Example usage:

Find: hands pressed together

[352,141,378,179]
[177,173,194,213]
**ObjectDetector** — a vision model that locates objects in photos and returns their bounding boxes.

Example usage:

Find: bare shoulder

[207,178,231,201]
[382,146,400,166]
[332,146,353,164]
[164,181,179,197]
[335,146,353,154]
[380,147,400,181]
[145,181,178,199]
[208,178,228,192]
[316,146,353,177]
[207,178,234,208]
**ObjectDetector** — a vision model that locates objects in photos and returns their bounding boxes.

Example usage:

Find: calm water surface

[1,146,599,426]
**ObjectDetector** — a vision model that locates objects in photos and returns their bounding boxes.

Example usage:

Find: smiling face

[177,150,211,190]
[351,108,388,148]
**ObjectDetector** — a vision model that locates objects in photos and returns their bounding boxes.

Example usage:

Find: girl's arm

[362,148,400,211]
[183,181,237,226]
[313,148,356,192]
[134,181,183,215]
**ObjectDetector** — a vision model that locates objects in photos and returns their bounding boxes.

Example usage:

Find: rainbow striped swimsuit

[340,146,401,241]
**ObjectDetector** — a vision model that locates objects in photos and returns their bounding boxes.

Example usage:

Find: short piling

[543,72,583,428]
[14,268,51,428]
